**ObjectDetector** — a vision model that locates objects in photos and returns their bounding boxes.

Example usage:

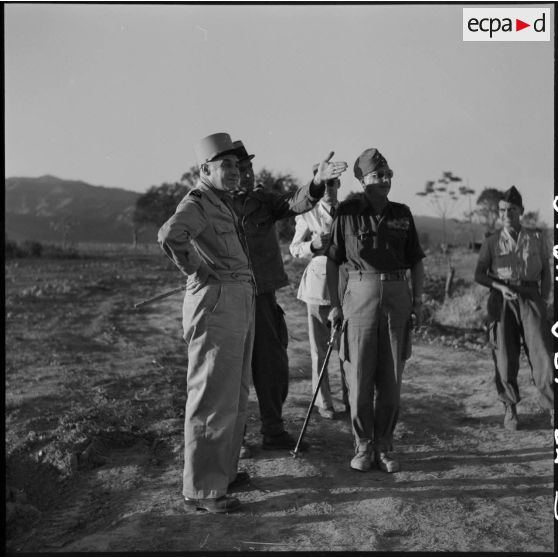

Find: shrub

[433,283,488,329]
[4,238,81,259]
[21,240,43,257]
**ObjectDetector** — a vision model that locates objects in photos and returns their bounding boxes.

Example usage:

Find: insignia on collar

[188,189,202,199]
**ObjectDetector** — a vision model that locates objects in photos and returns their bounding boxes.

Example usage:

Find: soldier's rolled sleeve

[308,180,326,201]
[269,180,322,220]
[158,200,206,276]
[326,216,346,265]
[404,213,426,267]
[474,238,495,288]
[476,239,492,272]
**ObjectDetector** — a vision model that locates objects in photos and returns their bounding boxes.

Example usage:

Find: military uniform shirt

[158,180,251,277]
[476,227,548,282]
[327,194,425,271]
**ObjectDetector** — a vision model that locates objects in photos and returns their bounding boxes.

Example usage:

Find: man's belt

[348,269,407,281]
[500,279,538,288]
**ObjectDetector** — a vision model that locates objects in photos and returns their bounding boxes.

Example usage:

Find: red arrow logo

[516,19,530,31]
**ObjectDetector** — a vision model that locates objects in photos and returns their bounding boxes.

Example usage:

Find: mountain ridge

[5,175,483,246]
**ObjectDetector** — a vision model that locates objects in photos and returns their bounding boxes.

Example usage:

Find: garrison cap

[353,148,389,180]
[194,133,240,166]
[233,140,255,162]
[502,185,523,208]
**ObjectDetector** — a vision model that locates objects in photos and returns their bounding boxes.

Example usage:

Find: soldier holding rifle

[326,148,425,474]
[158,132,253,514]
[474,185,554,430]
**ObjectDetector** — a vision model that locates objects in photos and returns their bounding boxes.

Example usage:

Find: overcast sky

[4,3,554,223]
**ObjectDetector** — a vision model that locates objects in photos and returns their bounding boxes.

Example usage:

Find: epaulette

[337,194,365,215]
[188,189,202,199]
[389,200,410,213]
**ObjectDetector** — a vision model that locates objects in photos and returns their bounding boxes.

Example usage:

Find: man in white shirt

[289,170,349,419]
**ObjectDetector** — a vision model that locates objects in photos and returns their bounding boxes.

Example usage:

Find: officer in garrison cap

[227,140,348,453]
[326,148,425,474]
[474,185,553,430]
[158,132,254,514]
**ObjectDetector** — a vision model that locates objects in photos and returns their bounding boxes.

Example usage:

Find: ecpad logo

[463,8,550,41]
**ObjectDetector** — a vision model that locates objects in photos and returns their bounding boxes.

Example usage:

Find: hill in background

[5,175,483,247]
[5,176,157,244]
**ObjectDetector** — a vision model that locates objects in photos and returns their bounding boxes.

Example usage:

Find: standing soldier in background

[227,140,348,453]
[326,148,425,474]
[474,186,554,430]
[158,133,254,514]
[289,168,349,419]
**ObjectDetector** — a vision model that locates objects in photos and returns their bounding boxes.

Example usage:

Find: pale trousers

[340,273,412,452]
[181,280,255,499]
[307,304,349,410]
[489,288,554,409]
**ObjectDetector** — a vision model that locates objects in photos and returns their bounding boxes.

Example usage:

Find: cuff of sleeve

[308,180,325,200]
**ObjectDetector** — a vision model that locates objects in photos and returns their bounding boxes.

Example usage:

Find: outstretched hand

[314,152,348,184]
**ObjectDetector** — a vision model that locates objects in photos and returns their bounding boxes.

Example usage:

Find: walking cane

[291,321,341,458]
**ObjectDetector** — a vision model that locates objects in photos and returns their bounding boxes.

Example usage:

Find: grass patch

[433,283,489,329]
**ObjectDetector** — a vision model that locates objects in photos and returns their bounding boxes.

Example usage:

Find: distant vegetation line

[5,174,548,248]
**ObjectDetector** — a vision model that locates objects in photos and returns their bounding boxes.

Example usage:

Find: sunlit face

[498,200,523,230]
[238,159,255,192]
[204,154,240,191]
[361,167,393,199]
[323,178,341,204]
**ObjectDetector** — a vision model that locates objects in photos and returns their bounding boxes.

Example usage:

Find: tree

[179,166,200,190]
[132,166,200,234]
[475,188,504,234]
[255,168,299,241]
[50,215,79,249]
[522,210,548,230]
[458,184,477,247]
[416,171,465,249]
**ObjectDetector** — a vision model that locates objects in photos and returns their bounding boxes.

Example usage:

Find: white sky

[4,3,555,223]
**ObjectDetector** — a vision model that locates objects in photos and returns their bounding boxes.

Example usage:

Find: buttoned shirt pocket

[213,221,241,257]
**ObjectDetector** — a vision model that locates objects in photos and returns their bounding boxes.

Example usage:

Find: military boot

[350,441,372,472]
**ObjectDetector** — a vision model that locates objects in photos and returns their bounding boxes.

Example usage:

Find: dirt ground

[4,252,555,554]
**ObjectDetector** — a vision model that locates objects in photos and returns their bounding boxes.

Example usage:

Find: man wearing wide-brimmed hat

[158,132,254,514]
[474,185,553,430]
[325,147,425,474]
[227,139,348,453]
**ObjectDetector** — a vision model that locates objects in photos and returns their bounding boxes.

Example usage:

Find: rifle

[134,286,186,309]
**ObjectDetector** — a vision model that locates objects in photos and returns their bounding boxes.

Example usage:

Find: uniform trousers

[307,304,349,410]
[340,273,412,452]
[488,288,554,409]
[252,291,289,436]
[182,279,255,499]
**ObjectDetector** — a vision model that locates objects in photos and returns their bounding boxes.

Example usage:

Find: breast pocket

[213,221,241,257]
[386,229,407,251]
